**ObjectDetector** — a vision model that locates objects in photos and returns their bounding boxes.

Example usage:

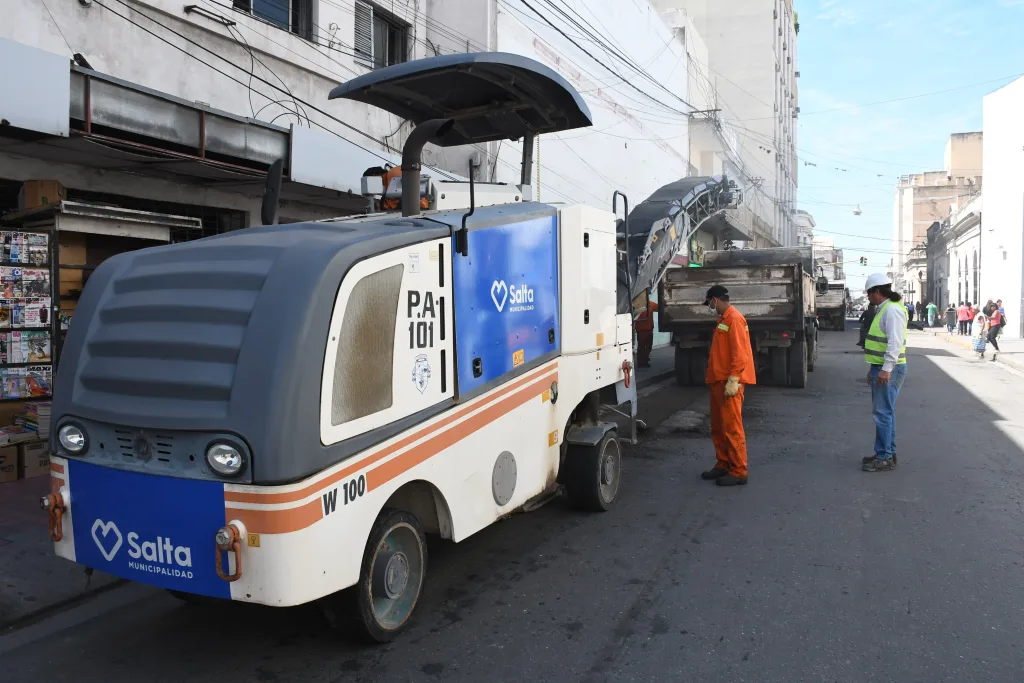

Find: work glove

[724,376,740,398]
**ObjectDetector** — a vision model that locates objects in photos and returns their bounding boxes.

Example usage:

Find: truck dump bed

[660,247,816,331]
[816,284,847,310]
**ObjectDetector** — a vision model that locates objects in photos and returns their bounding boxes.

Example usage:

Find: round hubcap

[383,552,409,598]
[368,522,425,631]
[601,451,616,485]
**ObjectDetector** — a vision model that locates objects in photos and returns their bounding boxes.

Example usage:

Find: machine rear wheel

[788,341,808,388]
[565,430,621,512]
[350,509,427,643]
[674,346,691,386]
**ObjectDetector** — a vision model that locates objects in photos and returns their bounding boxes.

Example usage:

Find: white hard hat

[864,273,891,291]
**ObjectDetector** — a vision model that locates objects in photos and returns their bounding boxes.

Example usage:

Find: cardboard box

[0,445,17,483]
[18,441,50,479]
[18,180,66,211]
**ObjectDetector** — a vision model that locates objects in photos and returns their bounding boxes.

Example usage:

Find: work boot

[716,474,747,486]
[862,454,897,466]
[862,457,895,472]
[701,467,727,480]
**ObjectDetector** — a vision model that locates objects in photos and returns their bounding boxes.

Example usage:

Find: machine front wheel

[565,430,621,512]
[352,509,428,643]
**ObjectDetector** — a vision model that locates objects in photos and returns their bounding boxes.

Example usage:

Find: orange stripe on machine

[223,368,557,535]
[223,363,556,506]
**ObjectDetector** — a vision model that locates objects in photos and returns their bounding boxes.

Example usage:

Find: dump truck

[659,246,821,388]
[816,280,849,331]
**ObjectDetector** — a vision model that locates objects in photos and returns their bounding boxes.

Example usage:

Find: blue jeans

[869,364,907,459]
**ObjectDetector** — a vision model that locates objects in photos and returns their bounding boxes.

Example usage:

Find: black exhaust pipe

[401,118,453,217]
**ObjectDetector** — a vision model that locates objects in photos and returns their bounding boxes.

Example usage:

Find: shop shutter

[354,1,374,68]
[331,263,404,425]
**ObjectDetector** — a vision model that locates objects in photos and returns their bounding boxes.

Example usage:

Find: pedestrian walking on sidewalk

[862,273,908,473]
[700,285,756,487]
[967,302,976,335]
[945,303,957,333]
[926,301,938,328]
[987,304,1004,360]
[906,302,915,322]
[974,312,990,359]
[957,302,970,335]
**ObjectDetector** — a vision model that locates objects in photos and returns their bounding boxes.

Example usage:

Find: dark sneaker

[716,474,747,486]
[862,454,898,466]
[701,467,728,480]
[862,457,895,472]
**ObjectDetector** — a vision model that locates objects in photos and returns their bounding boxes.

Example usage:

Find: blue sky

[792,0,1024,292]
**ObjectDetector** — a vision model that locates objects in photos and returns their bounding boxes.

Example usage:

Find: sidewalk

[0,475,119,630]
[920,325,1024,373]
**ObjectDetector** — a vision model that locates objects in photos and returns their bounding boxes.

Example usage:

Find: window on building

[972,250,978,300]
[354,1,409,69]
[233,0,313,41]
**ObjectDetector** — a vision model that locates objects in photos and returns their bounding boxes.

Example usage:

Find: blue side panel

[68,460,231,598]
[452,214,560,394]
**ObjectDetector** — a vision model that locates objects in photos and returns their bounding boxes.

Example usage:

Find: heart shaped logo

[491,280,508,312]
[91,519,123,562]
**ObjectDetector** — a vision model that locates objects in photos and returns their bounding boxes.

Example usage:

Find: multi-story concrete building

[651,0,799,247]
[812,236,844,281]
[892,133,982,307]
[926,192,982,311]
[795,209,815,247]
[2,0,746,238]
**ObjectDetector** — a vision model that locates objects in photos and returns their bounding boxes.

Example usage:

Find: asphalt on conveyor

[5,326,1024,682]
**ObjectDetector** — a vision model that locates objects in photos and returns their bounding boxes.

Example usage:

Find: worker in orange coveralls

[700,285,756,486]
[634,296,658,367]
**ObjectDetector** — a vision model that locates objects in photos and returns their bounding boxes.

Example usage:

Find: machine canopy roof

[328,52,592,146]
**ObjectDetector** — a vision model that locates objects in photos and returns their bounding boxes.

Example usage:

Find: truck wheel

[565,430,621,512]
[838,316,846,332]
[674,346,691,386]
[770,347,787,385]
[689,350,707,386]
[351,509,427,643]
[788,341,808,388]
[807,335,816,372]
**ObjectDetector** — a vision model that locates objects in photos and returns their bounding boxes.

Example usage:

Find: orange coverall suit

[705,305,757,477]
[634,301,658,366]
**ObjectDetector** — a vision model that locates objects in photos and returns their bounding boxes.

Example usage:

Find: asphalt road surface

[5,328,1024,682]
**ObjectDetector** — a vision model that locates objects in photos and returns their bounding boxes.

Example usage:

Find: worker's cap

[703,285,729,304]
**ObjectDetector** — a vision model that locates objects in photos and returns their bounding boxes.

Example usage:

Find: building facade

[795,209,814,247]
[652,0,799,247]
[981,78,1024,338]
[892,133,982,307]
[811,236,844,281]
[926,192,982,311]
[2,0,743,233]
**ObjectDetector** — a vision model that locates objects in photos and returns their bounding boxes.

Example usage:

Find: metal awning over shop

[0,39,451,214]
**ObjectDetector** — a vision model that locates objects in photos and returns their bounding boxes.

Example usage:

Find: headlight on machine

[206,442,245,477]
[58,423,88,455]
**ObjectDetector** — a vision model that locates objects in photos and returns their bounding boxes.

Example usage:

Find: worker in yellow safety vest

[861,273,908,473]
